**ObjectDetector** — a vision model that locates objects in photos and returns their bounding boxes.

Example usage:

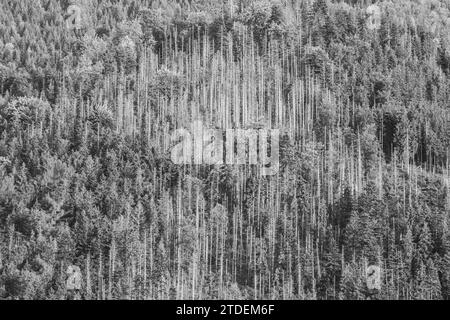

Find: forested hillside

[0,0,449,300]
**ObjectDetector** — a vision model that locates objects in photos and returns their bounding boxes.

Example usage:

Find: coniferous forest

[0,0,449,300]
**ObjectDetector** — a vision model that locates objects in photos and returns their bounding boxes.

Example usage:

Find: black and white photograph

[0,0,449,308]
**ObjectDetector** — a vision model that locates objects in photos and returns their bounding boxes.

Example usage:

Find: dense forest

[0,0,449,300]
